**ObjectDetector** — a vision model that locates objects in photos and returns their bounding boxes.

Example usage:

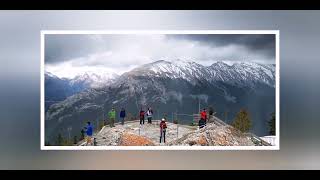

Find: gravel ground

[94,120,196,146]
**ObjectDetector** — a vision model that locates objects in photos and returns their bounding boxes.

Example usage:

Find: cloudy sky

[45,33,275,78]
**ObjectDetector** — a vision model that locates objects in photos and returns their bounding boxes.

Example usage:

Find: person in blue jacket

[120,108,126,125]
[84,121,93,146]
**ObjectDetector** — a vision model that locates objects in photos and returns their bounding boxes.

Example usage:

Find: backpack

[140,111,145,117]
[163,123,167,129]
[161,122,167,129]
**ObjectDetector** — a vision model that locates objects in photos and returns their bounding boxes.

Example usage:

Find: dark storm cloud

[45,33,276,69]
[168,34,275,58]
[45,34,107,65]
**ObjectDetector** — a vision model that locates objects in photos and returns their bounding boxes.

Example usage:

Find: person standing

[199,108,207,129]
[159,118,167,143]
[84,121,93,146]
[202,108,207,125]
[108,107,116,127]
[120,108,126,125]
[139,108,145,125]
[146,107,153,124]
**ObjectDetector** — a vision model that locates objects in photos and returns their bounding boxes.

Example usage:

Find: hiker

[201,108,207,125]
[108,107,116,127]
[93,137,97,146]
[146,107,153,124]
[159,118,167,143]
[199,109,207,129]
[120,108,126,125]
[84,121,93,145]
[139,108,145,125]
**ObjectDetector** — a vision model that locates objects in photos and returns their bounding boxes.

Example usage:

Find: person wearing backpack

[139,108,145,125]
[159,118,167,143]
[108,107,116,127]
[199,108,207,129]
[84,121,93,145]
[120,107,126,125]
[201,108,207,125]
[146,107,153,124]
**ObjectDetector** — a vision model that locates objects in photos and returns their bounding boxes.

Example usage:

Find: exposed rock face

[119,133,155,146]
[94,127,126,146]
[168,123,255,146]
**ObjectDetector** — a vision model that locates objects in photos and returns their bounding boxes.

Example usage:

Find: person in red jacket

[159,118,167,143]
[139,107,145,125]
[199,108,207,128]
[201,108,207,122]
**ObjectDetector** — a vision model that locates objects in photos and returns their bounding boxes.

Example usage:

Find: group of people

[106,107,154,127]
[82,107,208,145]
[106,107,122,127]
[139,107,153,125]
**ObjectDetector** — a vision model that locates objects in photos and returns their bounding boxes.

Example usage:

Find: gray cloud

[45,34,275,66]
[169,34,275,58]
[45,33,275,78]
[45,34,109,65]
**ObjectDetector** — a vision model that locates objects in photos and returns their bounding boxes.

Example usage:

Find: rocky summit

[168,123,255,146]
[83,119,263,146]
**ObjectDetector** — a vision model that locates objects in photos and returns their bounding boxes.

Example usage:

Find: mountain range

[45,71,118,111]
[45,60,275,144]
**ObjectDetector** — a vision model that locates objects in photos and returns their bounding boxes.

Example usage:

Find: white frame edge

[40,30,280,151]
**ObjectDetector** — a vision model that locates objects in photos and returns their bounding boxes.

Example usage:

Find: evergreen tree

[232,109,252,133]
[268,112,276,135]
[56,133,64,146]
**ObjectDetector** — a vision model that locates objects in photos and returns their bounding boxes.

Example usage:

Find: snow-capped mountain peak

[69,71,119,88]
[128,60,275,88]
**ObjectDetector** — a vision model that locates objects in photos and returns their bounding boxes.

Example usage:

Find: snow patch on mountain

[129,60,275,88]
[70,71,119,88]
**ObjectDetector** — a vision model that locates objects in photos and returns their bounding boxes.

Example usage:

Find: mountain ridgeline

[45,71,119,111]
[45,60,275,144]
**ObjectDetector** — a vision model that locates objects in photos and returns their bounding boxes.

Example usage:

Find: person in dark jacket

[159,118,167,143]
[139,108,145,125]
[120,108,126,125]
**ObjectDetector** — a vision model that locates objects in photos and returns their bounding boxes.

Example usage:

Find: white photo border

[40,30,280,150]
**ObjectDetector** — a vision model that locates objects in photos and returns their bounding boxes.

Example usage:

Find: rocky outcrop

[92,121,195,146]
[94,127,125,146]
[83,121,261,146]
[119,132,155,146]
[168,123,255,146]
